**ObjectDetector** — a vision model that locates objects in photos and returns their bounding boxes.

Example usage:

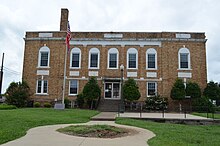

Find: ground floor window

[69,80,78,95]
[36,80,48,94]
[147,82,157,96]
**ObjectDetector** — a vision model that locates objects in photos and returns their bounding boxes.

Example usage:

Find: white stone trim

[37,70,49,75]
[89,71,99,76]
[146,72,157,78]
[178,72,192,78]
[39,33,53,37]
[127,72,137,77]
[104,33,123,38]
[69,71,80,76]
[176,33,191,39]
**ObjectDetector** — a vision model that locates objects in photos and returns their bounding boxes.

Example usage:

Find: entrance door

[104,82,120,99]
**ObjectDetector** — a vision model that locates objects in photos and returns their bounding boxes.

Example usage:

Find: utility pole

[0,53,4,98]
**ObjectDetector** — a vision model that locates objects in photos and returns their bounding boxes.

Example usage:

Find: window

[127,48,138,69]
[69,80,78,95]
[70,47,81,68]
[108,48,119,69]
[146,48,157,69]
[36,80,48,94]
[178,48,190,69]
[147,82,157,96]
[89,48,100,69]
[38,46,50,67]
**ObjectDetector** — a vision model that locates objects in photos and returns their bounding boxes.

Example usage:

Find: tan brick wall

[22,31,207,108]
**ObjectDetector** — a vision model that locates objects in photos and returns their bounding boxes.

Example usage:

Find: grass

[116,118,220,146]
[193,112,220,119]
[0,108,99,144]
[0,104,17,110]
[57,124,125,137]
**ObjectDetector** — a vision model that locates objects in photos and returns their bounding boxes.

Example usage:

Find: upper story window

[178,47,191,69]
[108,48,119,69]
[89,48,100,69]
[127,48,138,69]
[38,46,50,68]
[146,48,157,69]
[70,47,81,69]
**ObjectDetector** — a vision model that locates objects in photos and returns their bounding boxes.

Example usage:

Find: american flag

[65,21,71,53]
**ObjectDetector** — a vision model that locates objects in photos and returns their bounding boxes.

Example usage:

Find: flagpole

[62,22,69,107]
[62,43,68,105]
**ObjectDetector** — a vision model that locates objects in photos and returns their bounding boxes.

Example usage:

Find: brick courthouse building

[23,9,207,110]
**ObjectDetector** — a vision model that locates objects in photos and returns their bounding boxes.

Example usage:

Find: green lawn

[116,118,220,146]
[0,108,99,144]
[193,112,220,119]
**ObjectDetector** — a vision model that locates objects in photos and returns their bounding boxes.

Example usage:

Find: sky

[0,0,220,93]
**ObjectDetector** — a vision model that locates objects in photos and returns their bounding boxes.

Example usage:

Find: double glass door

[104,82,120,99]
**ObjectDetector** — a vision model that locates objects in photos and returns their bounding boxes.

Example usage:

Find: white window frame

[178,47,191,70]
[36,79,48,95]
[38,46,50,68]
[147,82,157,97]
[70,47,81,69]
[107,48,119,69]
[127,48,138,69]
[69,80,78,95]
[146,48,157,70]
[88,48,100,69]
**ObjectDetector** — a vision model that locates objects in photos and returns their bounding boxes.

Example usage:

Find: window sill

[107,68,118,70]
[37,66,50,69]
[177,68,192,71]
[70,67,81,69]
[88,68,99,70]
[69,94,78,96]
[35,93,49,96]
[146,68,157,70]
[127,68,138,70]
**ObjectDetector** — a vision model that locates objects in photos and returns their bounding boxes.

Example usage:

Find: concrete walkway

[1,121,155,146]
[91,112,117,121]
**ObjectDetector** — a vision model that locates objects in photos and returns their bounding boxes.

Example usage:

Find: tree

[186,82,201,98]
[122,78,140,102]
[82,77,101,109]
[5,81,30,107]
[203,81,220,101]
[170,78,186,100]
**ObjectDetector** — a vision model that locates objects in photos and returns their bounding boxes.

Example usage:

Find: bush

[5,81,30,107]
[0,104,17,110]
[186,82,201,98]
[64,98,71,108]
[171,78,186,100]
[34,102,41,107]
[44,102,52,108]
[203,81,220,101]
[192,96,215,112]
[145,96,168,110]
[76,93,84,108]
[82,77,101,109]
[122,78,141,102]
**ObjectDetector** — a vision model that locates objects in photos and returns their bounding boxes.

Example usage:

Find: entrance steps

[97,99,120,112]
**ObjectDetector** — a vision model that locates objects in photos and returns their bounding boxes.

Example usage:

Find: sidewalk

[1,121,155,146]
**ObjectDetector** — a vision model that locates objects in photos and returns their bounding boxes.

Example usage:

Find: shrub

[0,104,17,110]
[82,77,101,109]
[186,82,201,98]
[192,96,215,112]
[34,102,41,107]
[76,93,84,108]
[64,98,71,108]
[5,81,30,107]
[44,102,52,108]
[203,81,220,101]
[170,78,186,100]
[145,96,168,110]
[122,78,141,102]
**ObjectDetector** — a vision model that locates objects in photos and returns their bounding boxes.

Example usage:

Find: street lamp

[120,64,124,113]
